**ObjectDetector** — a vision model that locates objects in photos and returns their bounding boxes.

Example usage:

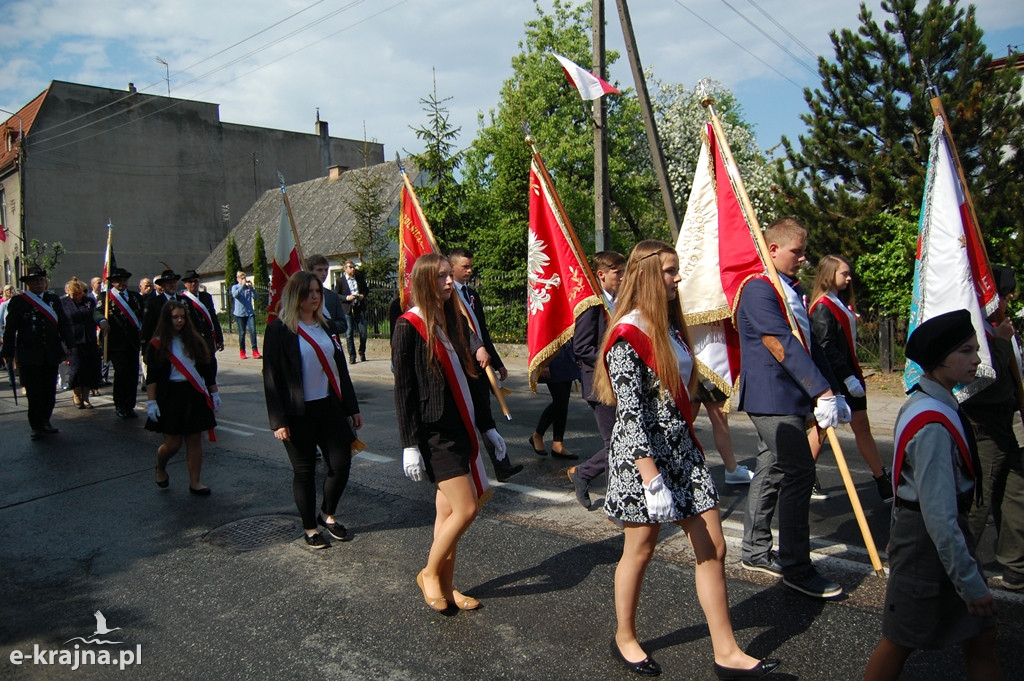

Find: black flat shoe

[528,437,547,456]
[155,470,169,488]
[713,658,781,679]
[610,639,661,676]
[189,486,211,496]
[550,449,578,460]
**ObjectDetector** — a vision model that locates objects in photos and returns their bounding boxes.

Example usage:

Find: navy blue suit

[574,299,615,483]
[737,274,838,577]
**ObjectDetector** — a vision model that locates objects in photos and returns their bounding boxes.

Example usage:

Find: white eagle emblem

[527,230,560,315]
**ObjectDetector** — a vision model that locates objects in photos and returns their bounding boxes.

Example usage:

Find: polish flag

[552,53,620,101]
[267,199,301,324]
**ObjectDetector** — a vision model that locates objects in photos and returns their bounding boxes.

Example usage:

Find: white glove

[814,395,839,429]
[484,428,507,461]
[146,400,160,421]
[836,395,852,424]
[211,392,222,412]
[843,375,866,398]
[403,446,426,482]
[642,474,675,523]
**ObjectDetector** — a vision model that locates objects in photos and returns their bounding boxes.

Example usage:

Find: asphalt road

[1,340,1021,680]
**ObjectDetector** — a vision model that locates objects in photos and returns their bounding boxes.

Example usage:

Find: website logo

[8,610,141,671]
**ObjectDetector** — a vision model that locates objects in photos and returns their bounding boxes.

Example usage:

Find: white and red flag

[267,194,302,324]
[552,53,620,101]
[676,123,763,407]
[526,152,602,391]
[904,114,996,398]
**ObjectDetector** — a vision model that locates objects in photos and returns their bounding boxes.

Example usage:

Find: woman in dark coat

[61,277,103,408]
[263,271,362,549]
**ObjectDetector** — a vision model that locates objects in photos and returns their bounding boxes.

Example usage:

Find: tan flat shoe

[450,590,480,611]
[416,571,448,612]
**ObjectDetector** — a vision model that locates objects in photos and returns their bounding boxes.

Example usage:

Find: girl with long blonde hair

[807,255,891,502]
[595,240,779,679]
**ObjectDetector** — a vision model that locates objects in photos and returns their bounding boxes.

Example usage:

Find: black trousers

[110,349,141,411]
[281,398,353,530]
[535,381,572,441]
[20,363,59,431]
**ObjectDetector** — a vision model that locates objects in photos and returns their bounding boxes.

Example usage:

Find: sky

[1,0,1022,163]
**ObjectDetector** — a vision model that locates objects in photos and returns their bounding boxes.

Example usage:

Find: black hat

[991,265,1016,298]
[107,266,132,280]
[180,269,200,282]
[154,269,180,285]
[905,309,975,370]
[20,265,47,282]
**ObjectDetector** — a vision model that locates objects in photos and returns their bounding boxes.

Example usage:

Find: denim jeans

[235,315,257,352]
[344,311,367,360]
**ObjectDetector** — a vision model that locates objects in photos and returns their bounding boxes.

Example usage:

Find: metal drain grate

[204,515,303,552]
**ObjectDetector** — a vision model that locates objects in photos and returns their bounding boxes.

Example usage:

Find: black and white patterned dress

[603,337,719,524]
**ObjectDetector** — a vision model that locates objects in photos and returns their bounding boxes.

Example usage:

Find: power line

[744,0,819,60]
[719,0,818,77]
[27,0,348,143]
[670,0,805,90]
[30,0,409,156]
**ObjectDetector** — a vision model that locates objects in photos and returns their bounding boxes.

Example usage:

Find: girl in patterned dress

[593,240,779,679]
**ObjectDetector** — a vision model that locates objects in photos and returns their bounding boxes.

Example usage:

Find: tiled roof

[0,88,48,171]
[197,159,419,275]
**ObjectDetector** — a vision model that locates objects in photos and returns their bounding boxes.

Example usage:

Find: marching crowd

[2,218,1020,680]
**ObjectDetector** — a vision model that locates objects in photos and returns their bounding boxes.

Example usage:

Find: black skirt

[69,342,102,389]
[145,381,216,435]
[419,388,473,483]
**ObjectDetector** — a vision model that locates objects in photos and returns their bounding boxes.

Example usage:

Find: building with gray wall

[0,80,382,288]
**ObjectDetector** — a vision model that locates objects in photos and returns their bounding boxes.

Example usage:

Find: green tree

[345,143,395,282]
[461,0,657,338]
[27,239,65,274]
[854,209,918,315]
[407,71,466,251]
[252,230,269,289]
[654,78,771,220]
[224,235,242,291]
[774,0,1024,290]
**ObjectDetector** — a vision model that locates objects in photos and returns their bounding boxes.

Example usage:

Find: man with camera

[337,259,368,364]
[231,270,260,359]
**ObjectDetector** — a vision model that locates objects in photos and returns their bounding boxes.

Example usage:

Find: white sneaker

[725,464,754,485]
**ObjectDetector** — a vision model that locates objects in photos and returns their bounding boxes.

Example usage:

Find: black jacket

[574,302,609,402]
[262,319,360,431]
[336,271,368,317]
[456,283,504,371]
[2,292,73,366]
[95,290,144,353]
[391,315,492,449]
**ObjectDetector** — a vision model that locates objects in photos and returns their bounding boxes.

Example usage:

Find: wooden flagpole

[702,87,884,577]
[277,173,305,266]
[396,156,511,420]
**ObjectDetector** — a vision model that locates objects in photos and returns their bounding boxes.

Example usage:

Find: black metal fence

[215,282,912,373]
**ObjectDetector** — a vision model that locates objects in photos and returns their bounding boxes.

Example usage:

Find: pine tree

[774,0,1024,307]
[224,236,242,291]
[345,142,395,283]
[252,230,269,290]
[407,71,466,252]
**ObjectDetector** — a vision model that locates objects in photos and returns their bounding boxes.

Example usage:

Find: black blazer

[810,303,859,382]
[262,319,360,431]
[574,302,609,402]
[336,271,368,317]
[184,290,224,349]
[458,283,504,371]
[391,315,492,448]
[141,293,180,345]
[1,292,73,366]
[95,290,144,352]
[144,340,216,403]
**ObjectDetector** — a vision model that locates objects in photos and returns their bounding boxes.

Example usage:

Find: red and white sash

[892,396,972,498]
[182,291,214,331]
[151,337,216,441]
[810,294,862,381]
[401,308,490,502]
[603,312,704,457]
[109,289,141,331]
[295,324,344,402]
[23,291,58,327]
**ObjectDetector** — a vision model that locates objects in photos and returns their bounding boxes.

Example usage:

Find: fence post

[880,316,892,373]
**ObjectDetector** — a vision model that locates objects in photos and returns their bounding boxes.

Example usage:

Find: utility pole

[156,57,170,97]
[615,0,679,240]
[592,0,610,252]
